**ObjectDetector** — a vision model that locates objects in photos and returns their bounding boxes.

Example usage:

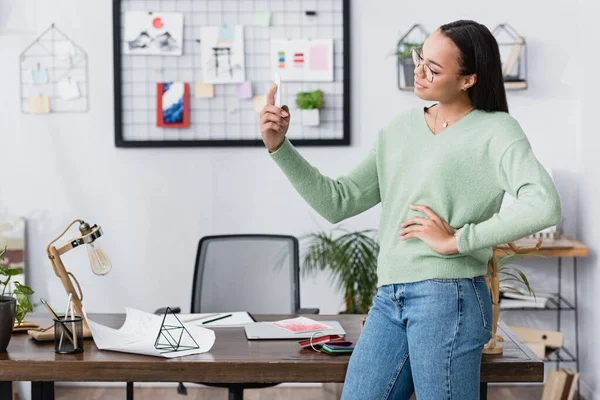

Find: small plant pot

[401,58,416,87]
[0,296,16,352]
[300,109,320,126]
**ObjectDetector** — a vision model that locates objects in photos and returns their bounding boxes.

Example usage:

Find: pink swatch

[270,317,332,333]
[309,45,329,70]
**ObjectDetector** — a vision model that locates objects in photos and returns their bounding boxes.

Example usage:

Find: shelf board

[543,346,577,363]
[499,293,576,311]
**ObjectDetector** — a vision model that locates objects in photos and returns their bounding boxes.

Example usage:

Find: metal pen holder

[54,315,84,354]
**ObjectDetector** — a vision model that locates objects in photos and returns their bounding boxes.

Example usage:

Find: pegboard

[112,0,351,148]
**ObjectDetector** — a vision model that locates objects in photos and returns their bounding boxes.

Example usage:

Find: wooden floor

[53,384,547,400]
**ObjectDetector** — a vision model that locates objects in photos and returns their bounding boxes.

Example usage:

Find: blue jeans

[341,276,493,400]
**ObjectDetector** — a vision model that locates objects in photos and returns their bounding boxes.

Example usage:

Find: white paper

[179,312,255,327]
[200,25,245,83]
[57,78,80,100]
[85,308,215,358]
[271,39,334,82]
[124,11,184,56]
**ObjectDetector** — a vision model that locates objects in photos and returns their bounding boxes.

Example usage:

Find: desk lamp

[45,219,112,338]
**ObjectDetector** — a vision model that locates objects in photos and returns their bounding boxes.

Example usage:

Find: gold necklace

[434,105,475,133]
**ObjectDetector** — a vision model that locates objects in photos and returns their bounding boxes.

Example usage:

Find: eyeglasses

[411,47,437,83]
[411,47,463,83]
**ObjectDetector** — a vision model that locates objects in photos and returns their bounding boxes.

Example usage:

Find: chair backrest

[191,234,301,314]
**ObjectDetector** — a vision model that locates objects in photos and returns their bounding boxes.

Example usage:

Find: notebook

[244,321,346,340]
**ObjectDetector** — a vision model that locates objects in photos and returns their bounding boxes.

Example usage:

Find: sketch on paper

[200,25,246,84]
[124,11,183,56]
[271,39,334,82]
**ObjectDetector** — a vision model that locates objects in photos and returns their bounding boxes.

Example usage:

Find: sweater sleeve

[456,137,562,254]
[268,136,381,223]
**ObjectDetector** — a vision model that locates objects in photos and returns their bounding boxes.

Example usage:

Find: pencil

[40,298,75,345]
[69,302,77,350]
[202,313,233,325]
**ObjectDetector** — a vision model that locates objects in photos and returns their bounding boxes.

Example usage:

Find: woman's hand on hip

[399,204,459,255]
[260,84,290,153]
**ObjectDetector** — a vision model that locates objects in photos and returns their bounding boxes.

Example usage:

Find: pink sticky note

[310,45,329,71]
[236,81,253,100]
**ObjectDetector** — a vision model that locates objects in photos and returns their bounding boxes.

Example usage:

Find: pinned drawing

[124,11,183,56]
[200,25,246,84]
[156,82,189,128]
[271,39,334,82]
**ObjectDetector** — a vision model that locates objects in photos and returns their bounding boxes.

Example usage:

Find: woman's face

[413,30,474,102]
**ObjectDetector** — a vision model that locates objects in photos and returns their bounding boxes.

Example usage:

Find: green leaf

[0,268,21,277]
[14,281,34,295]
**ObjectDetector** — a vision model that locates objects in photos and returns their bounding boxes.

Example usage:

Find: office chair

[127,234,319,400]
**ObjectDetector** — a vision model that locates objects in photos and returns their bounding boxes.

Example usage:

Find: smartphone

[274,72,281,107]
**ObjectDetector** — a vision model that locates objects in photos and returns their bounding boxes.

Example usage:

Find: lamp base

[483,338,503,355]
[27,324,92,342]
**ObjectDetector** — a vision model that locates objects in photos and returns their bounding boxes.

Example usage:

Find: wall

[0,0,595,398]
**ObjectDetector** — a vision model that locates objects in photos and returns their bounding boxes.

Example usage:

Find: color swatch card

[271,39,334,82]
[270,317,332,333]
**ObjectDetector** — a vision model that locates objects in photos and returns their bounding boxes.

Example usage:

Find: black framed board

[112,0,351,148]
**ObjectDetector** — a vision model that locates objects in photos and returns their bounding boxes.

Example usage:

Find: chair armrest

[154,306,181,315]
[297,307,320,314]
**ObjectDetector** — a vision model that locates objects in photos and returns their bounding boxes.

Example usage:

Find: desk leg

[0,381,12,399]
[32,381,54,400]
[479,382,487,399]
[228,385,244,400]
[127,382,134,400]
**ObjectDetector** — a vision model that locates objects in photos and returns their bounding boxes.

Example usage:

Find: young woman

[259,20,562,399]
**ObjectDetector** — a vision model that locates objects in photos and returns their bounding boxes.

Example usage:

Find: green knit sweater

[269,106,562,286]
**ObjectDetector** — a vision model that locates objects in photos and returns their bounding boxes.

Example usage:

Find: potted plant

[301,228,378,314]
[0,248,34,352]
[396,41,423,88]
[295,90,324,127]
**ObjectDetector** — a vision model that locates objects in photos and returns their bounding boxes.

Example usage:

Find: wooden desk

[0,314,543,400]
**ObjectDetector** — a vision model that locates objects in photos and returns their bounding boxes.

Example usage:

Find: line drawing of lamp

[45,219,112,338]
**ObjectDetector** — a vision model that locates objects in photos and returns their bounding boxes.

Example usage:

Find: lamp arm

[46,219,83,259]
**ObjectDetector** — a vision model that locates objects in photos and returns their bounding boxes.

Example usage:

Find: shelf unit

[495,237,588,396]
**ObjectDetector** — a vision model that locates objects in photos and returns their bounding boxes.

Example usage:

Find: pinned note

[218,25,235,43]
[31,65,49,85]
[253,95,266,113]
[195,82,214,98]
[236,81,253,100]
[29,95,50,114]
[253,11,271,27]
[57,78,80,100]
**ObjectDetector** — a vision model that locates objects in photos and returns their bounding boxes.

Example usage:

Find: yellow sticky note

[29,95,50,114]
[253,95,266,113]
[195,82,214,98]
